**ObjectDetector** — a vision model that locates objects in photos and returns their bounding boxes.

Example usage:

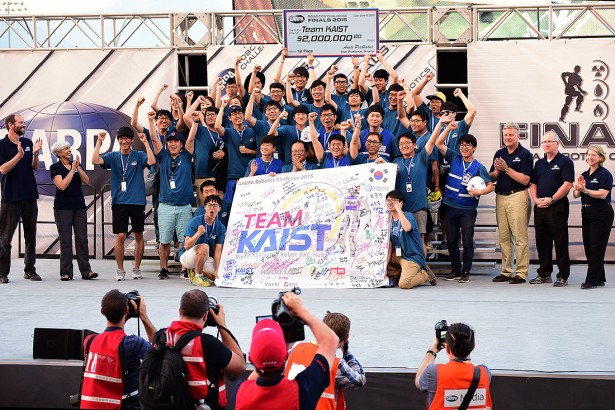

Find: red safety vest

[80,330,125,409]
[235,377,300,410]
[165,322,227,408]
[429,362,492,410]
[284,342,344,410]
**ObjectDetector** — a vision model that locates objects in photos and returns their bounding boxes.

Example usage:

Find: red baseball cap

[249,319,287,371]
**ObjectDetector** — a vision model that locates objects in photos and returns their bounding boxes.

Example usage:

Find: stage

[1,257,614,409]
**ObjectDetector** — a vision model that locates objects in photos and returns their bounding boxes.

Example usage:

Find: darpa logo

[289,15,305,23]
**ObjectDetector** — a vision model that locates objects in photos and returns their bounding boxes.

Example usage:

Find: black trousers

[581,205,614,285]
[54,208,91,277]
[0,199,38,276]
[534,199,571,280]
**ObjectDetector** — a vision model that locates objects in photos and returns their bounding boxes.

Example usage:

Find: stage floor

[1,257,614,376]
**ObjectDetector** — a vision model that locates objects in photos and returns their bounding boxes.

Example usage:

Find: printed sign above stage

[217,163,396,289]
[283,9,379,57]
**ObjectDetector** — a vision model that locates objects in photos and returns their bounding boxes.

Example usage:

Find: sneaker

[444,271,461,281]
[387,277,397,288]
[115,269,126,281]
[581,282,597,289]
[459,271,470,283]
[24,272,42,281]
[0,275,9,284]
[492,274,511,283]
[553,278,568,287]
[436,242,448,250]
[425,265,437,286]
[509,275,526,284]
[180,269,189,280]
[158,268,169,280]
[82,271,98,280]
[191,274,211,287]
[132,269,142,279]
[425,241,433,251]
[529,276,552,284]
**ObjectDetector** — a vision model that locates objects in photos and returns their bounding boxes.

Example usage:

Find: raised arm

[244,89,259,127]
[434,118,456,156]
[91,132,106,165]
[306,53,316,85]
[183,95,206,128]
[351,56,361,89]
[150,83,168,112]
[376,50,398,84]
[412,72,433,108]
[214,100,228,136]
[358,54,371,95]
[349,121,362,160]
[396,90,411,128]
[131,97,146,133]
[309,112,324,162]
[399,78,415,115]
[285,73,300,107]
[324,66,338,110]
[268,111,287,137]
[273,47,288,84]
[146,111,163,155]
[171,95,186,132]
[184,119,196,155]
[234,56,246,99]
[453,88,476,126]
[139,132,156,166]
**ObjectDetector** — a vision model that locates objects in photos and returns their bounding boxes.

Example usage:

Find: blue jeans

[445,205,477,273]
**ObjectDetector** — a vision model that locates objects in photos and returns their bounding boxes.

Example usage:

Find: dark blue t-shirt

[194,124,222,178]
[50,161,86,210]
[178,216,226,259]
[194,199,232,227]
[390,211,425,267]
[530,152,574,198]
[222,126,257,179]
[157,149,194,205]
[100,150,149,205]
[394,150,430,212]
[0,136,38,202]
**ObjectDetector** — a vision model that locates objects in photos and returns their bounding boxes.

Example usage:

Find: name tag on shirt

[170,180,176,190]
[121,181,127,192]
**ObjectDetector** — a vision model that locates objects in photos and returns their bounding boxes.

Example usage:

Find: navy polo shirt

[382,106,408,138]
[157,149,194,205]
[251,119,282,160]
[530,152,574,198]
[490,144,533,194]
[580,165,613,205]
[193,124,221,178]
[394,150,430,212]
[360,128,395,160]
[390,211,425,267]
[100,150,149,205]
[277,125,308,165]
[0,136,39,202]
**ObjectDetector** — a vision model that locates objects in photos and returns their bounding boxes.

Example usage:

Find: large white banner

[283,9,379,57]
[206,44,437,98]
[468,41,615,260]
[217,163,396,288]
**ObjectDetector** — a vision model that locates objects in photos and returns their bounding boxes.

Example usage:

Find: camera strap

[458,366,481,410]
[73,334,97,407]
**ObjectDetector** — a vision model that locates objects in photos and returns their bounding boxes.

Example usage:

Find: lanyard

[294,89,305,102]
[120,150,131,180]
[261,160,272,173]
[403,157,415,176]
[236,127,245,145]
[323,131,333,148]
[206,127,220,147]
[203,217,215,242]
[463,159,474,174]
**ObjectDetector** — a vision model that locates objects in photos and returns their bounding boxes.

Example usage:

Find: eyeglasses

[270,89,283,94]
[459,143,474,148]
[440,111,454,116]
[329,143,344,148]
[366,139,381,145]
[399,142,413,147]
[291,150,305,154]
[157,116,171,121]
[205,112,217,117]
[541,140,558,145]
[265,107,280,112]
[321,113,336,118]
[334,80,348,85]
[229,111,243,116]
[205,203,220,209]
[409,119,425,124]
[385,199,399,204]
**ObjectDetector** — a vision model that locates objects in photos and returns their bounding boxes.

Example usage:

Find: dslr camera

[435,320,449,350]
[125,290,140,319]
[205,296,220,327]
[257,287,305,343]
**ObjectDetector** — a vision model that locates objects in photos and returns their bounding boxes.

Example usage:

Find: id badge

[121,181,127,192]
[274,152,279,159]
[395,247,402,256]
[461,173,471,185]
[169,180,176,190]
[406,182,412,193]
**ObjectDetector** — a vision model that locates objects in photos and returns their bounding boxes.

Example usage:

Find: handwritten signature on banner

[219,164,396,288]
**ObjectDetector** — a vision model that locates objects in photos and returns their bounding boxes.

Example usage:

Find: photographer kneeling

[415,323,492,410]
[233,291,339,410]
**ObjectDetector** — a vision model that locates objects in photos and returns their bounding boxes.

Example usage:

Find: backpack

[138,329,203,410]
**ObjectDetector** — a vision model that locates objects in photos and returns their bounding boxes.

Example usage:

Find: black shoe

[509,275,526,284]
[60,274,71,281]
[180,269,189,280]
[529,276,552,284]
[158,268,169,280]
[459,270,470,283]
[0,275,8,284]
[492,274,510,283]
[581,282,597,289]
[436,242,448,250]
[444,271,461,281]
[25,272,42,281]
[82,271,99,280]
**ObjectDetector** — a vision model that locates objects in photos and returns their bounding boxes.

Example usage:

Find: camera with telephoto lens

[125,290,140,319]
[204,296,220,327]
[435,320,449,350]
[271,287,305,343]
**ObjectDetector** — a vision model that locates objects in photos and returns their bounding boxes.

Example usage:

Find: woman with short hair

[50,141,97,281]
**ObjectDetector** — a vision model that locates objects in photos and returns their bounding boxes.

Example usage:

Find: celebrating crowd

[0,48,613,291]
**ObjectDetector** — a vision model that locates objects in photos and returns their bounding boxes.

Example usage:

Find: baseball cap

[228,105,243,114]
[166,132,182,143]
[117,126,135,139]
[426,92,446,103]
[249,319,287,371]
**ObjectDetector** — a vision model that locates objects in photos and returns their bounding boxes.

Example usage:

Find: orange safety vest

[284,341,344,410]
[80,330,125,409]
[429,361,492,410]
